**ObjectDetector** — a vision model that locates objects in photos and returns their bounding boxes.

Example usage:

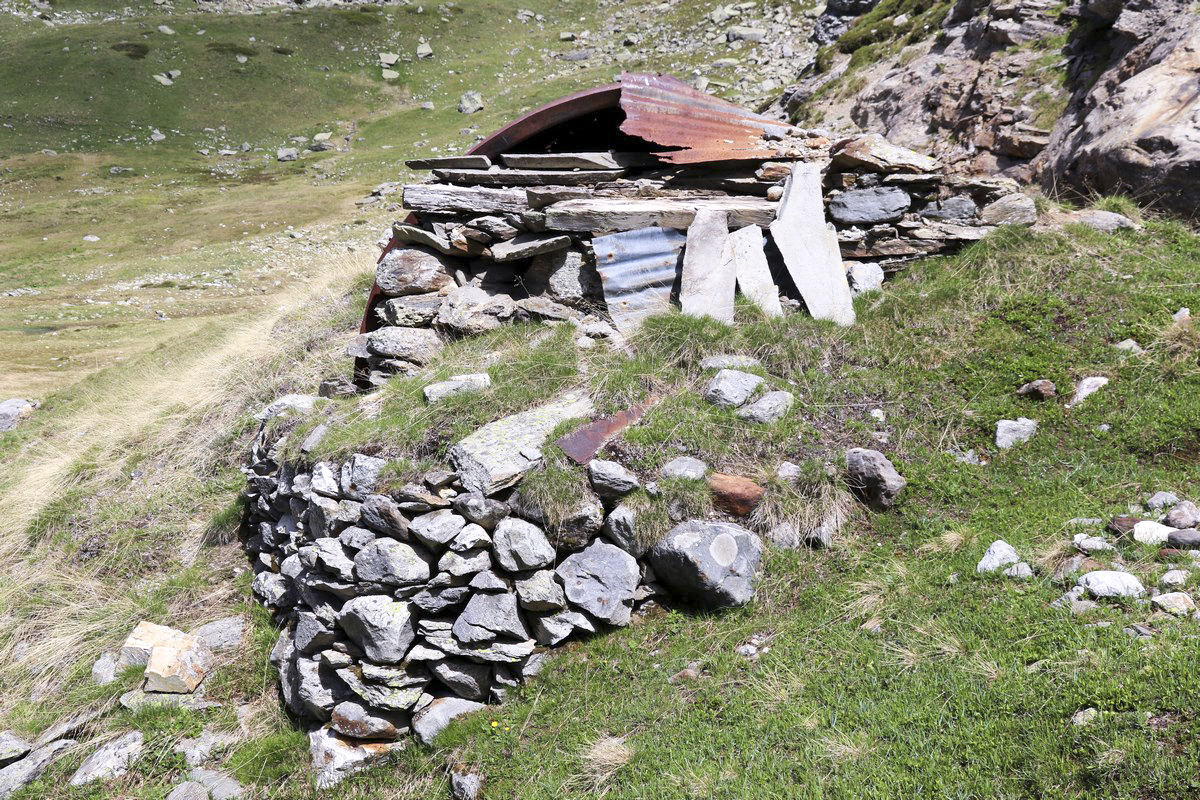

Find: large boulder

[555,541,640,626]
[375,246,455,296]
[435,286,517,337]
[646,520,762,608]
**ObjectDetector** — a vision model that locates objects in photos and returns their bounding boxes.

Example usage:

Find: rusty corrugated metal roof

[591,226,686,334]
[617,73,795,164]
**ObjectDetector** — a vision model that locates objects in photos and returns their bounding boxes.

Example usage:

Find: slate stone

[0,733,30,769]
[1168,529,1200,548]
[354,539,432,585]
[68,731,144,786]
[845,448,906,511]
[587,459,641,498]
[437,547,492,577]
[601,504,644,558]
[449,523,491,552]
[330,701,408,740]
[492,518,555,572]
[679,208,734,323]
[295,611,337,654]
[529,609,595,646]
[660,456,707,480]
[515,570,567,611]
[647,520,762,608]
[412,697,486,745]
[365,327,443,365]
[337,596,416,663]
[452,591,531,643]
[828,187,911,225]
[736,391,794,424]
[703,369,763,409]
[0,740,76,798]
[452,493,510,530]
[376,246,455,296]
[409,510,468,550]
[430,659,492,700]
[360,495,410,538]
[556,540,640,625]
[920,195,977,220]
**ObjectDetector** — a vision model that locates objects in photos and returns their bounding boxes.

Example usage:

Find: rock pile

[355,128,1008,385]
[243,397,765,786]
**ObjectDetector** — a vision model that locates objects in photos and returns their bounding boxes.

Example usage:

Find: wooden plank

[680,209,733,323]
[726,224,782,318]
[401,184,529,215]
[405,155,492,170]
[543,197,778,233]
[432,168,626,187]
[501,152,660,170]
[769,163,856,327]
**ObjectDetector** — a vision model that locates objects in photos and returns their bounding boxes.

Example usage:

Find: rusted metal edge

[468,84,623,159]
[617,73,795,164]
[556,396,661,465]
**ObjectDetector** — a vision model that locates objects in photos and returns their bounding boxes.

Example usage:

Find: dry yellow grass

[0,247,374,721]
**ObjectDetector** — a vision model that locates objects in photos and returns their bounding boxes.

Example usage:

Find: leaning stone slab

[726,224,782,318]
[647,520,762,608]
[69,731,144,786]
[0,739,75,799]
[449,392,594,495]
[770,163,856,327]
[679,208,733,323]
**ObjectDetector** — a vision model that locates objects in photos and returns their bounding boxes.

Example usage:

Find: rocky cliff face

[772,0,1200,216]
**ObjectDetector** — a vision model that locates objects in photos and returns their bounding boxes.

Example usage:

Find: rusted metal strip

[555,397,660,465]
[617,73,794,164]
[468,84,622,158]
[590,226,686,334]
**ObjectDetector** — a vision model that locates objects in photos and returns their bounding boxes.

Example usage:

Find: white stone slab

[680,209,733,323]
[726,225,782,318]
[769,163,856,326]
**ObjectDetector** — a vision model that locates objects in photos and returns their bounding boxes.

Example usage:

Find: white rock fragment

[977,540,1019,573]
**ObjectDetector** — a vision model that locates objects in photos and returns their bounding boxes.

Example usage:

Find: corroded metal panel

[556,397,659,465]
[617,73,793,164]
[590,226,686,334]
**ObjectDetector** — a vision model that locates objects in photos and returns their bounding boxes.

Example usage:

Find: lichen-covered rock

[69,731,144,786]
[354,539,433,586]
[556,540,640,625]
[337,596,416,664]
[376,246,455,296]
[365,327,443,365]
[452,591,531,643]
[515,570,567,612]
[647,520,762,608]
[491,518,555,572]
[330,701,408,740]
[435,285,517,336]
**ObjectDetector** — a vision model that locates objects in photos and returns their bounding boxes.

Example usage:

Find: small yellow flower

[490,720,499,728]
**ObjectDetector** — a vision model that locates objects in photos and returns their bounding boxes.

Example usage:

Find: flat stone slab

[449,392,595,495]
[727,224,782,318]
[680,208,734,323]
[769,163,856,327]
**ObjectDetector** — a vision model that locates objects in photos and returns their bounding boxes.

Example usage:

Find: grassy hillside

[5,209,1198,799]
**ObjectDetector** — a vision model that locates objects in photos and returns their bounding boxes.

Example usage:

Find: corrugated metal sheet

[591,226,686,334]
[618,73,794,164]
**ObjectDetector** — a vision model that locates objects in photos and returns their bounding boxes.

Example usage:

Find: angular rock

[376,246,455,296]
[0,734,30,769]
[1069,376,1108,407]
[515,570,567,612]
[660,456,707,480]
[190,617,245,652]
[380,292,443,327]
[1152,591,1195,616]
[450,523,491,552]
[980,194,1037,226]
[587,459,640,498]
[452,493,510,530]
[0,740,75,799]
[1016,379,1056,400]
[120,620,189,667]
[0,399,36,432]
[365,327,443,365]
[144,634,213,693]
[529,609,595,646]
[91,652,119,686]
[337,596,416,664]
[449,393,594,495]
[1004,562,1034,579]
[493,517,557,572]
[736,390,794,424]
[166,782,209,800]
[828,187,911,225]
[706,472,765,516]
[703,369,763,409]
[846,261,885,295]
[69,731,144,786]
[435,286,517,337]
[977,540,1020,573]
[360,494,409,538]
[1160,569,1190,588]
[555,540,639,625]
[1133,520,1174,545]
[647,520,762,608]
[451,769,484,800]
[174,730,239,768]
[330,700,408,740]
[409,510,468,549]
[1168,529,1200,548]
[424,373,491,404]
[831,133,938,173]
[453,591,530,643]
[308,726,403,790]
[1077,570,1146,599]
[354,539,432,585]
[845,448,906,511]
[413,697,486,745]
[680,208,734,323]
[430,659,492,701]
[438,547,492,578]
[995,417,1037,449]
[341,454,387,500]
[490,233,572,263]
[524,247,602,308]
[1165,501,1200,529]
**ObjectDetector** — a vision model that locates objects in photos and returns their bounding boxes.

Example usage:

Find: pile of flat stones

[243,394,766,787]
[351,133,1013,387]
[977,490,1200,634]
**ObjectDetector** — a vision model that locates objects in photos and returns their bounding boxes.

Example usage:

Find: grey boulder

[1077,570,1146,599]
[587,459,641,498]
[376,246,455,296]
[845,448,906,511]
[453,591,530,643]
[69,731,144,786]
[354,539,432,585]
[556,540,640,625]
[647,520,762,608]
[337,596,416,663]
[828,187,911,225]
[703,369,763,409]
[492,518,555,572]
[736,391,794,424]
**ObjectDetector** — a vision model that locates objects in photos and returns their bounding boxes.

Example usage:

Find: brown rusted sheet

[555,398,659,464]
[469,84,623,158]
[617,73,794,164]
[707,472,765,516]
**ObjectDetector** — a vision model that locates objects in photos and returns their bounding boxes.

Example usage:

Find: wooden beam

[432,168,626,187]
[405,155,492,170]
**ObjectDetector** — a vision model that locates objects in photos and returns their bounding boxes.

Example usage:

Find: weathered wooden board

[543,197,778,233]
[769,163,856,327]
[431,168,626,187]
[726,224,782,318]
[679,209,734,323]
[402,184,529,215]
[405,155,493,170]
